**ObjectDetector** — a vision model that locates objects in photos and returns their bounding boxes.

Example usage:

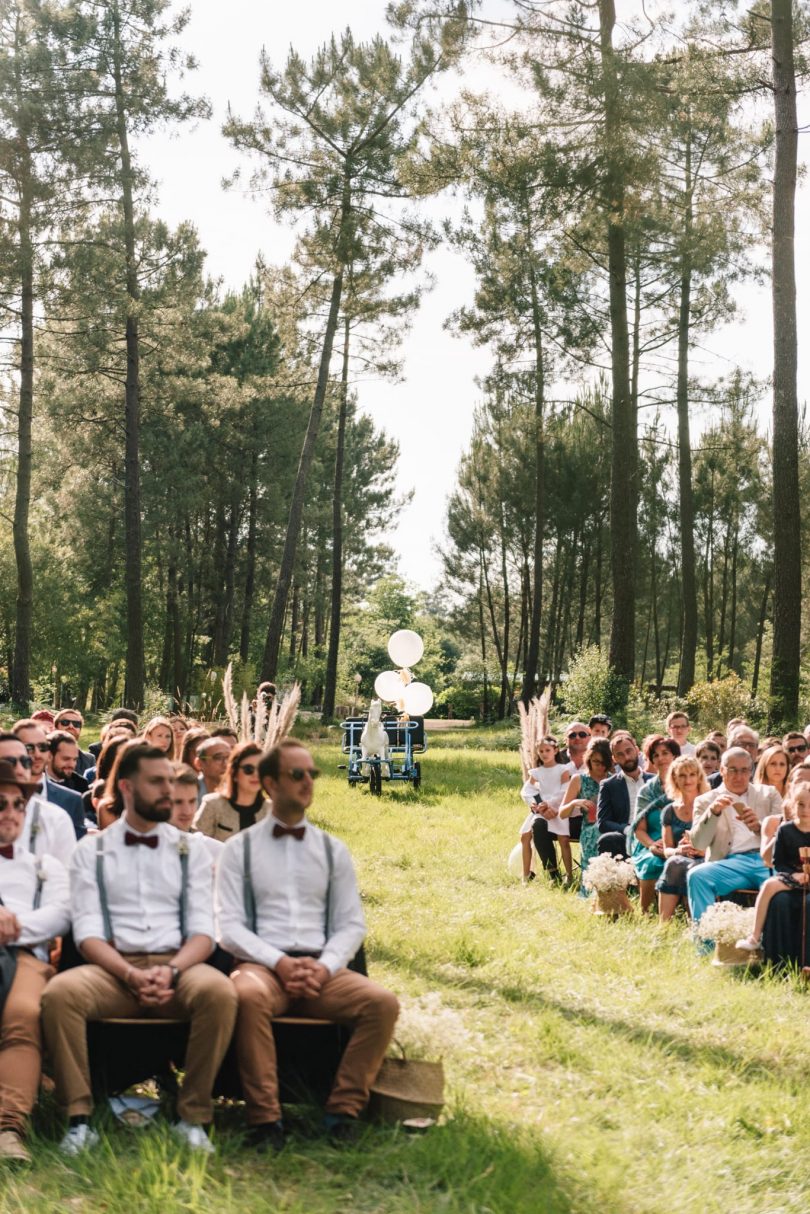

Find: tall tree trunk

[600,0,636,680]
[728,523,739,673]
[239,449,259,662]
[575,544,590,650]
[218,490,240,662]
[520,241,546,706]
[112,1,144,708]
[769,0,801,725]
[322,312,351,720]
[752,571,772,698]
[478,552,490,720]
[593,521,604,646]
[10,108,34,715]
[261,233,347,679]
[676,128,698,695]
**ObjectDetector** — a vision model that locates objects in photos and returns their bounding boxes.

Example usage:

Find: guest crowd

[519,710,810,953]
[0,703,398,1164]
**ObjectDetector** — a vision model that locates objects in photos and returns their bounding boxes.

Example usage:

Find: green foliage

[560,646,629,722]
[688,672,759,732]
[434,682,498,720]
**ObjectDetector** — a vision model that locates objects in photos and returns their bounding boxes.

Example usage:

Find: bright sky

[142,1,809,592]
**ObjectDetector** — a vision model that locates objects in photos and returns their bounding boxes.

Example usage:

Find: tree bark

[676,128,698,695]
[600,0,636,680]
[112,1,144,708]
[10,105,34,715]
[239,449,258,662]
[769,0,801,726]
[322,311,351,720]
[520,232,546,706]
[260,266,344,680]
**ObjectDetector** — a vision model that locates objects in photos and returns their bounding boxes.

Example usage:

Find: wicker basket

[592,888,634,917]
[368,1051,445,1125]
[712,940,762,967]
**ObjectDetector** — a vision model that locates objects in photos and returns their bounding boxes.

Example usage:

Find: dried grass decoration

[368,1041,444,1126]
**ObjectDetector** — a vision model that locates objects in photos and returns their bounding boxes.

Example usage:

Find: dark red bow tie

[0,844,13,860]
[125,831,159,849]
[273,823,305,841]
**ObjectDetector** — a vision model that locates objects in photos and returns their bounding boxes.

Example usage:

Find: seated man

[597,733,652,857]
[41,742,237,1156]
[217,738,399,1150]
[687,746,781,925]
[11,720,84,838]
[0,733,77,868]
[0,760,70,1164]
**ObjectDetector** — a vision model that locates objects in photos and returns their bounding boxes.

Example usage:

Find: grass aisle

[6,731,808,1213]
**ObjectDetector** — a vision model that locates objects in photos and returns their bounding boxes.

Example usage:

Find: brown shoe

[0,1129,31,1164]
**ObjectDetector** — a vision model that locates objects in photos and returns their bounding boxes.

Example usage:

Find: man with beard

[596,733,652,857]
[0,732,77,867]
[11,720,84,838]
[47,730,89,795]
[41,742,237,1157]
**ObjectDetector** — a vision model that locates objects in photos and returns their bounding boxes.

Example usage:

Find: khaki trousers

[232,962,399,1124]
[0,951,54,1135]
[41,955,237,1124]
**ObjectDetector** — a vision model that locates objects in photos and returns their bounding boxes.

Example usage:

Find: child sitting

[736,783,810,951]
[518,737,569,884]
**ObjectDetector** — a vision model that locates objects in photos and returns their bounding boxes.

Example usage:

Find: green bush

[687,673,758,732]
[434,683,498,720]
[560,646,629,722]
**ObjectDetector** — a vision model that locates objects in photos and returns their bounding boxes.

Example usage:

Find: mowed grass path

[5,731,809,1213]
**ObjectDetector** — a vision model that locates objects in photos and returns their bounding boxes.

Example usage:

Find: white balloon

[374,670,405,703]
[402,681,433,715]
[388,629,424,668]
[507,843,524,879]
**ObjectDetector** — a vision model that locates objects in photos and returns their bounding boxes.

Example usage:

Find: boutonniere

[177,836,190,857]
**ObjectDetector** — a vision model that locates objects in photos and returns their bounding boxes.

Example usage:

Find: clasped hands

[274,954,330,997]
[125,964,176,1007]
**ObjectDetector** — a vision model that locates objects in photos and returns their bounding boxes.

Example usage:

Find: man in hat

[217,738,399,1151]
[0,759,71,1164]
[41,742,237,1156]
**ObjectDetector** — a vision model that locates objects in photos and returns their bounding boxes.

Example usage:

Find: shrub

[687,673,756,732]
[434,684,498,720]
[560,646,629,722]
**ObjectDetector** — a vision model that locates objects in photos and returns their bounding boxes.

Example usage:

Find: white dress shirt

[0,847,70,961]
[70,815,215,952]
[216,815,366,976]
[19,794,77,869]
[623,770,645,819]
[719,784,759,854]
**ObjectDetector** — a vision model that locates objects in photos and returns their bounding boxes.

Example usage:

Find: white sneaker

[735,935,761,952]
[171,1120,214,1154]
[59,1123,100,1156]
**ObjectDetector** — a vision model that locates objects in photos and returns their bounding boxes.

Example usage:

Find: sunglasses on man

[56,719,82,730]
[4,755,33,770]
[285,767,321,782]
[567,731,589,740]
[24,743,50,754]
[788,745,807,755]
[0,795,26,812]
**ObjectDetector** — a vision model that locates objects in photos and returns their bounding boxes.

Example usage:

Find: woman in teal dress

[559,739,613,897]
[629,735,680,912]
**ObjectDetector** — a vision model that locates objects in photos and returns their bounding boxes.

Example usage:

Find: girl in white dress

[518,738,570,882]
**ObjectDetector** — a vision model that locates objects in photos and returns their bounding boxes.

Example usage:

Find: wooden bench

[88,1016,350,1105]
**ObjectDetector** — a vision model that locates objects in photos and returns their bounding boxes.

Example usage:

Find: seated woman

[629,736,680,912]
[518,736,569,883]
[655,756,708,921]
[738,783,810,953]
[558,739,612,896]
[193,741,269,841]
[755,745,791,869]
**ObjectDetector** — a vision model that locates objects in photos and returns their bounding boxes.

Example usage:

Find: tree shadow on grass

[376,944,791,1086]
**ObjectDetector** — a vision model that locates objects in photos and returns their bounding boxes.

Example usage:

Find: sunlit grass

[3,731,808,1212]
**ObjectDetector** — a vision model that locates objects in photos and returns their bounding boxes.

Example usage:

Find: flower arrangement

[582,853,638,893]
[393,993,471,1060]
[693,901,756,946]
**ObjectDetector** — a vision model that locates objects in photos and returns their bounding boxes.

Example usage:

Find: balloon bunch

[373,630,434,717]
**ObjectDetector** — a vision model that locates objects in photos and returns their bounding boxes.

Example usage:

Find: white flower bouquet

[693,901,756,946]
[582,852,638,893]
